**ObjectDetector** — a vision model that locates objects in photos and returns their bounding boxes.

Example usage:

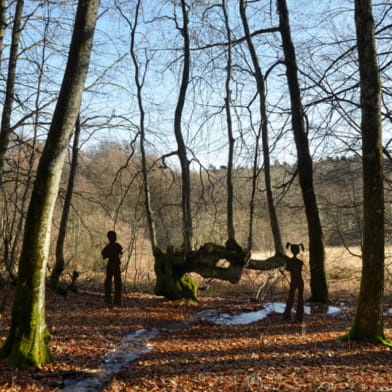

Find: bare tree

[152,0,200,300]
[239,0,284,256]
[127,0,157,251]
[343,0,391,346]
[276,0,329,302]
[174,0,193,253]
[0,0,6,60]
[0,0,24,180]
[222,0,236,245]
[0,0,100,368]
[115,0,159,268]
[50,115,81,290]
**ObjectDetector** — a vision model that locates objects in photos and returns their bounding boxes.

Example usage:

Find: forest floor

[0,274,392,392]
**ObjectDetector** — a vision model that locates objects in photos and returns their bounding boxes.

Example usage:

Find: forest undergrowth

[0,269,391,391]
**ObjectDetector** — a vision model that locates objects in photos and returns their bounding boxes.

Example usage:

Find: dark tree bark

[50,115,81,290]
[0,0,24,180]
[0,0,6,61]
[174,0,193,254]
[240,0,284,256]
[126,0,158,251]
[154,241,249,300]
[222,0,236,245]
[276,0,329,302]
[343,0,391,346]
[153,0,199,300]
[0,0,100,368]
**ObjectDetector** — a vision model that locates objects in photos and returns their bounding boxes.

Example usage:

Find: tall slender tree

[276,0,329,302]
[115,0,159,254]
[50,115,81,290]
[174,0,193,253]
[153,0,200,300]
[0,0,24,180]
[222,0,236,245]
[343,0,391,345]
[240,0,284,256]
[0,0,6,61]
[125,0,158,251]
[0,0,100,368]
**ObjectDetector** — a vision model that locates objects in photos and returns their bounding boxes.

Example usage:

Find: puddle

[195,303,343,326]
[58,329,158,392]
[307,305,341,315]
[194,303,286,326]
[326,306,341,315]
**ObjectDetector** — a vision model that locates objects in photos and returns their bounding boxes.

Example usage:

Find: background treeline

[1,138,390,285]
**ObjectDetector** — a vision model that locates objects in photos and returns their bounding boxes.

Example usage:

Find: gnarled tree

[126,0,250,300]
[154,0,248,300]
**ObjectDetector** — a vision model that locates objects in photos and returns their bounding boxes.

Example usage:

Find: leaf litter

[0,285,391,391]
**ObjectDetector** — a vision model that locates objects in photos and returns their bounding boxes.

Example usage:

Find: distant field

[85,246,392,302]
[220,246,392,302]
[251,246,392,277]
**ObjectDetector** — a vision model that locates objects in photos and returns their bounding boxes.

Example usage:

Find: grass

[67,246,392,305]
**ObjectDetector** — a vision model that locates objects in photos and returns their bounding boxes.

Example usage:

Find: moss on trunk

[0,324,51,369]
[0,0,100,369]
[0,260,51,368]
[340,329,392,347]
[153,241,248,301]
[154,248,198,301]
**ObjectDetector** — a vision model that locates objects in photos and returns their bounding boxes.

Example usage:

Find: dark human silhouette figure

[283,242,304,322]
[101,230,123,305]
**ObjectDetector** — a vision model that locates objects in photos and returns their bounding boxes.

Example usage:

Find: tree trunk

[7,12,51,289]
[0,0,6,61]
[240,0,284,255]
[276,0,329,302]
[153,0,198,299]
[154,242,249,301]
[0,0,100,368]
[174,0,193,253]
[127,0,158,251]
[0,0,24,180]
[50,115,81,290]
[344,0,391,346]
[222,0,236,244]
[154,248,198,301]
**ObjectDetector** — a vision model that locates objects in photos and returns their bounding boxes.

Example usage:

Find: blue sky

[2,0,390,168]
